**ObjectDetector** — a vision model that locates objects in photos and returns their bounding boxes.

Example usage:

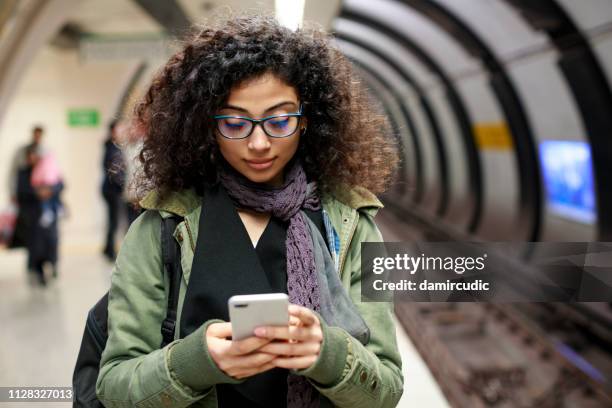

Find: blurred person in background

[7,125,45,203]
[101,120,129,260]
[8,125,45,248]
[16,145,64,286]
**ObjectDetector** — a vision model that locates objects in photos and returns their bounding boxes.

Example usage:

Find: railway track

[395,301,612,407]
[381,204,612,406]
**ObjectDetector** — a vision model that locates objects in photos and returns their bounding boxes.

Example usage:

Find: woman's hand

[205,322,275,379]
[254,304,323,370]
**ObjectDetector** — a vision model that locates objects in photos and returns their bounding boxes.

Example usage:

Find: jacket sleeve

[96,210,240,408]
[296,211,404,407]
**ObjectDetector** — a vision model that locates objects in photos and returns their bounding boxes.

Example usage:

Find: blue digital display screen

[540,140,596,224]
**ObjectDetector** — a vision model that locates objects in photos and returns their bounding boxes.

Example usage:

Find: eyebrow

[220,101,298,115]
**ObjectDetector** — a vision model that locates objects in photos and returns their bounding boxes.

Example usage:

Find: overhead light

[275,0,305,31]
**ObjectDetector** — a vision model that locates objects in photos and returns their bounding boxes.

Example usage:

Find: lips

[245,158,275,170]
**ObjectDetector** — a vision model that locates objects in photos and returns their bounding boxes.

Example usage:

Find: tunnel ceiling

[336,0,612,242]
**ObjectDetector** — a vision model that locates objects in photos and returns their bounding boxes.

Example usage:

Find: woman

[96,15,403,408]
[16,146,63,285]
[101,120,127,260]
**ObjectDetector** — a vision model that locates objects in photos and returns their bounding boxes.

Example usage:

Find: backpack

[72,215,184,407]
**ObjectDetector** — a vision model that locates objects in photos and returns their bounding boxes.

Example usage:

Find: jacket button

[371,380,378,391]
[343,218,349,224]
[359,370,367,383]
[177,232,183,242]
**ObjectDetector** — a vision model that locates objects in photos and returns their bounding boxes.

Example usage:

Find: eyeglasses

[213,105,304,140]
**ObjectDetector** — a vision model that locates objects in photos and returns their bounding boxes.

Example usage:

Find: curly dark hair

[133,14,399,201]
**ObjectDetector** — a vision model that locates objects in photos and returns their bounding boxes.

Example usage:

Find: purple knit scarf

[219,160,321,408]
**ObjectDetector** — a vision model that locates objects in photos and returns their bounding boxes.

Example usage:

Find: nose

[247,124,271,152]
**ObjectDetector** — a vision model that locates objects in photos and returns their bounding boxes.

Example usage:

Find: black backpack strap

[72,214,184,407]
[160,215,184,347]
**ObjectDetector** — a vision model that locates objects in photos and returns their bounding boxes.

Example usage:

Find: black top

[180,184,325,407]
[102,139,125,194]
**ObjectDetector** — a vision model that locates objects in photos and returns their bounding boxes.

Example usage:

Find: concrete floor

[0,247,110,408]
[0,214,449,407]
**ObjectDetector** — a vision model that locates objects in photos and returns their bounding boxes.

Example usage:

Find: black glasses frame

[213,105,304,140]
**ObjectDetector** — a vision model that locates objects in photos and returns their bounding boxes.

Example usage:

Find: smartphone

[228,293,289,340]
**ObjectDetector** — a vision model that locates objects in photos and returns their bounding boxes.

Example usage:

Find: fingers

[216,352,276,379]
[207,323,271,355]
[206,323,280,379]
[221,352,275,372]
[288,304,319,326]
[229,336,272,356]
[259,341,321,356]
[254,305,322,342]
[233,361,276,379]
[272,355,318,370]
[255,324,322,342]
[207,306,323,377]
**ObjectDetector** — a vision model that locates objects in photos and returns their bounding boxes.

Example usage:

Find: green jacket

[96,187,404,407]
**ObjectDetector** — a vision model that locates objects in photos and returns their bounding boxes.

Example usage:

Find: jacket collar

[139,189,200,218]
[139,184,383,217]
[140,185,382,283]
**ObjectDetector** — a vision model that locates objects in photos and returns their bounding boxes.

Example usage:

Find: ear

[300,117,308,135]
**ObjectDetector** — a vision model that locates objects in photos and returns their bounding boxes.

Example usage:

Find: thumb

[207,322,232,339]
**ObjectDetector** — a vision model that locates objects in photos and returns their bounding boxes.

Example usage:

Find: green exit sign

[68,109,99,127]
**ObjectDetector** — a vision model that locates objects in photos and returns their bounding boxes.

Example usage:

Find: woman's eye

[269,118,289,128]
[223,119,247,129]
